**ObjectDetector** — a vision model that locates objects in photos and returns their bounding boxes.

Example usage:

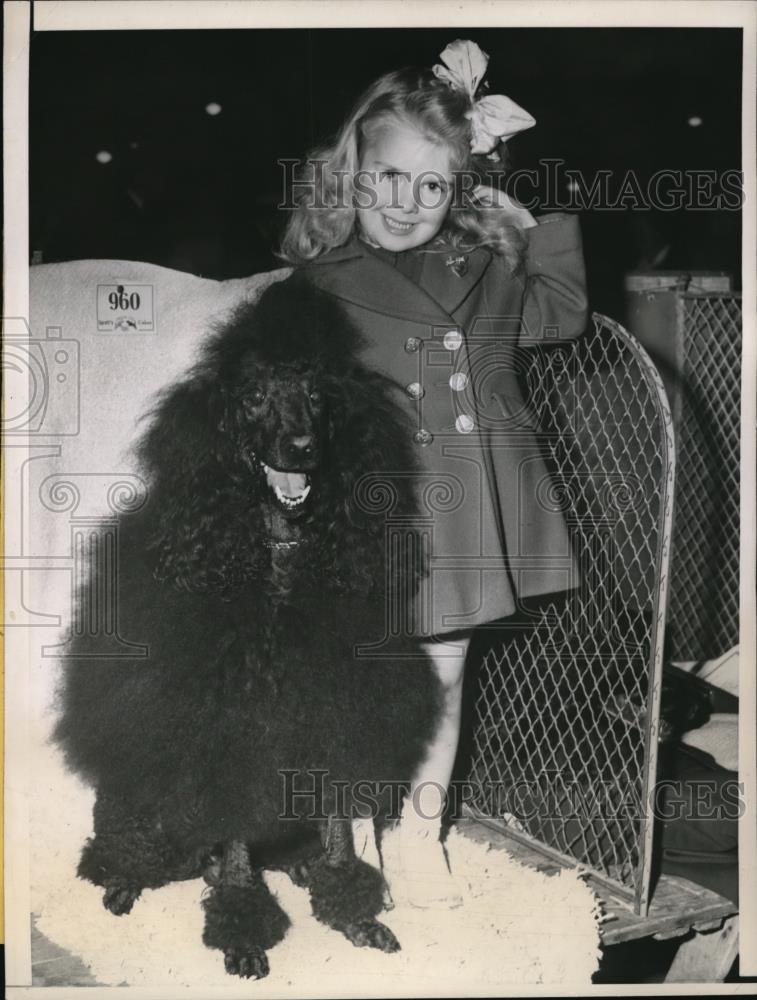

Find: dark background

[30,27,742,318]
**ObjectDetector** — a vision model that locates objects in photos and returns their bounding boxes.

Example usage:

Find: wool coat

[302,213,588,637]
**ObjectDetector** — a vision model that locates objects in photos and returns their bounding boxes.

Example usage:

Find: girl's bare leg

[412,635,469,792]
[386,635,470,907]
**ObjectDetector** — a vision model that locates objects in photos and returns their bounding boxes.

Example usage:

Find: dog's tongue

[265,467,308,498]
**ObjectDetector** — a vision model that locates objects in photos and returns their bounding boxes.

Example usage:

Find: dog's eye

[309,389,322,405]
[250,388,266,406]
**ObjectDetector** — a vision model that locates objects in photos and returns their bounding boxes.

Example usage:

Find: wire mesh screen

[665,293,742,660]
[465,314,675,915]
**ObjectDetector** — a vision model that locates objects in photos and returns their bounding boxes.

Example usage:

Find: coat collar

[417,240,494,317]
[303,236,493,324]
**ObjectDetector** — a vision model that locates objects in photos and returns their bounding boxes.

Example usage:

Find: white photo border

[4,0,756,994]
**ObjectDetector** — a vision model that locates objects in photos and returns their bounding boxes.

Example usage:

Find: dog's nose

[288,435,315,457]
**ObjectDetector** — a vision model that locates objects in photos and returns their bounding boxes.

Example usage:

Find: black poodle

[53,273,443,979]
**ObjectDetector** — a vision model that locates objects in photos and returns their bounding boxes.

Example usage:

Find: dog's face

[225,355,326,519]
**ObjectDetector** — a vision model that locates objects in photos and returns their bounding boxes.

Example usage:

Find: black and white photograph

[4,1,756,994]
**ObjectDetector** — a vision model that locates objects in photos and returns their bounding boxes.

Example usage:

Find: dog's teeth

[272,483,311,507]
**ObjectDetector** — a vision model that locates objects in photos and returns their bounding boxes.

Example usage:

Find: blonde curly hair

[278,67,526,273]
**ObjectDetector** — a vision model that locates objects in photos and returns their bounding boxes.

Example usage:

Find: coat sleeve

[519,213,588,345]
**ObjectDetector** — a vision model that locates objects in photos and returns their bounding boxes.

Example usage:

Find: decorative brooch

[445,254,469,277]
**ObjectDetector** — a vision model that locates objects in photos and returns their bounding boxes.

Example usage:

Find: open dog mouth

[260,462,312,512]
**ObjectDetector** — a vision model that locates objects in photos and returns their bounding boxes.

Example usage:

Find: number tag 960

[97,283,155,333]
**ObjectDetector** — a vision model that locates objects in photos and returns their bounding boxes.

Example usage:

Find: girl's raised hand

[472,185,538,229]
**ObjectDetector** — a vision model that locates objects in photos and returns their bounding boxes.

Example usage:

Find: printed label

[97,284,155,332]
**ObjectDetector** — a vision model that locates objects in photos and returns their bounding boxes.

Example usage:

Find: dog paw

[343,918,401,953]
[223,945,270,979]
[102,882,140,915]
[284,860,312,887]
[202,852,223,886]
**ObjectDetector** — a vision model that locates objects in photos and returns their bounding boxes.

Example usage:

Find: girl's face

[356,124,454,251]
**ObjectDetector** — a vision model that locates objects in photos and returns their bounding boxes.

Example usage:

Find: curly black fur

[52,273,442,977]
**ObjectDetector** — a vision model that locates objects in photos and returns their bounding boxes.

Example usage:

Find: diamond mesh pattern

[666,294,742,660]
[465,314,674,912]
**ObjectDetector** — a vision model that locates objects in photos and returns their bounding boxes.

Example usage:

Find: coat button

[455,414,475,434]
[404,336,422,353]
[443,329,462,351]
[449,372,468,391]
[413,429,434,446]
[405,381,425,400]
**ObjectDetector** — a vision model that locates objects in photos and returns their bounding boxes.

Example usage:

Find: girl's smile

[357,125,453,252]
[381,214,417,235]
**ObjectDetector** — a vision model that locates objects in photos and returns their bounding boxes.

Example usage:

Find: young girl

[280,39,587,905]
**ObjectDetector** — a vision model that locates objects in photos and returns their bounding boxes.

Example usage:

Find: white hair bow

[432,39,535,155]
